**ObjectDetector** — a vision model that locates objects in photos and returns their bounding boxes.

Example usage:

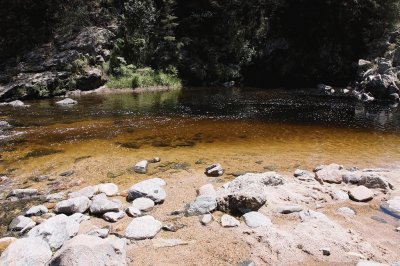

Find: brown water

[1,87,400,184]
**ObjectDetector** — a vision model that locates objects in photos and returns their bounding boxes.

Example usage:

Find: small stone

[276,205,303,214]
[186,196,217,216]
[68,186,97,199]
[9,216,35,231]
[337,207,356,217]
[98,183,119,196]
[349,186,374,202]
[221,214,240,227]
[87,227,110,238]
[321,247,331,256]
[125,215,162,240]
[26,205,48,216]
[55,196,91,214]
[200,214,213,225]
[197,184,217,197]
[205,163,224,177]
[134,160,149,174]
[126,207,142,217]
[60,170,75,177]
[103,210,125,222]
[162,223,185,232]
[294,169,315,181]
[131,197,155,211]
[148,157,161,163]
[396,227,400,232]
[331,189,350,201]
[242,212,272,228]
[56,98,77,105]
[32,175,49,182]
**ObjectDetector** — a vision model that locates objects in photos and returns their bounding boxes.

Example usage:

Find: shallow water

[1,87,400,178]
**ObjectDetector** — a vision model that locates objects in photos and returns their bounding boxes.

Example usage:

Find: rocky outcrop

[0,26,113,101]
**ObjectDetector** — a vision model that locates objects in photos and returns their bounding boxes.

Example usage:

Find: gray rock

[315,164,344,184]
[321,247,331,256]
[242,212,272,228]
[0,121,11,129]
[27,214,80,250]
[55,196,91,214]
[197,183,217,197]
[294,169,315,181]
[200,214,213,225]
[331,189,350,201]
[221,214,240,227]
[205,163,224,177]
[0,237,52,266]
[186,196,217,216]
[103,210,125,222]
[0,100,29,107]
[75,67,106,91]
[126,207,142,217]
[342,171,362,184]
[134,160,149,174]
[216,172,283,214]
[276,205,303,214]
[46,192,66,202]
[68,186,97,199]
[131,197,155,211]
[358,173,393,191]
[56,98,77,105]
[349,186,374,202]
[48,234,126,266]
[26,205,48,216]
[337,207,356,217]
[127,178,167,203]
[69,213,90,223]
[124,215,162,240]
[87,227,110,238]
[9,215,35,231]
[8,188,38,199]
[90,193,121,214]
[97,183,118,196]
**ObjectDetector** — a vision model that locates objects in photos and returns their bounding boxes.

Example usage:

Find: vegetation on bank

[1,0,400,87]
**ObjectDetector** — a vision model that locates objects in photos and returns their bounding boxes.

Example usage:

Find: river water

[1,87,400,179]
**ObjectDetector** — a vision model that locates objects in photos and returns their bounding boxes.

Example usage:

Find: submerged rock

[242,212,272,228]
[0,100,29,107]
[27,214,80,250]
[48,234,126,266]
[56,98,77,105]
[124,215,162,240]
[0,237,52,266]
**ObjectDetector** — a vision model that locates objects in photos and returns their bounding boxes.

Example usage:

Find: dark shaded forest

[0,0,399,87]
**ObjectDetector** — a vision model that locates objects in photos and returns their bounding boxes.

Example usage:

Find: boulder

[197,184,217,197]
[127,178,166,203]
[134,160,149,174]
[358,173,393,191]
[8,188,38,199]
[26,205,48,216]
[98,183,118,196]
[0,237,52,266]
[125,215,162,240]
[200,214,213,225]
[221,214,240,227]
[103,210,125,222]
[314,164,344,184]
[205,163,224,177]
[276,205,303,214]
[68,186,97,199]
[131,197,155,211]
[90,193,121,214]
[27,214,80,250]
[56,98,77,105]
[55,196,91,214]
[75,67,106,91]
[9,216,35,231]
[48,234,126,266]
[242,212,272,228]
[348,186,374,202]
[186,196,217,216]
[216,172,283,214]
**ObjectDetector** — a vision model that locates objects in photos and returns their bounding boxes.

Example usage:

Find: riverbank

[0,159,399,265]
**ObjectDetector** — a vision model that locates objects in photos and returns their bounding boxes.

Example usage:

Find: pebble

[242,212,272,228]
[56,98,77,105]
[200,214,213,225]
[221,214,240,227]
[131,197,155,211]
[134,160,149,174]
[126,207,142,217]
[103,210,125,222]
[98,183,119,196]
[349,186,374,202]
[205,163,224,177]
[321,247,331,256]
[337,207,356,217]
